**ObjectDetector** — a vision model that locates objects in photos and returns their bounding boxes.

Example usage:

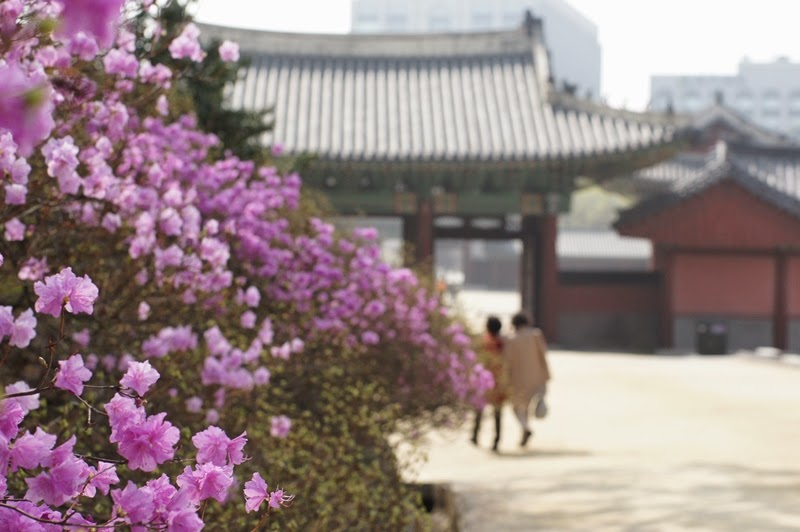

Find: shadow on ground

[492,448,592,459]
[454,462,800,531]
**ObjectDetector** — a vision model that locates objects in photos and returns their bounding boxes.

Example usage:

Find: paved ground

[409,351,800,531]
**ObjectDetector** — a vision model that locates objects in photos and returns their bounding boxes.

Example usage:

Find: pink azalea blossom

[111,481,156,526]
[103,48,139,78]
[270,415,291,439]
[4,381,39,413]
[244,286,260,307]
[269,488,289,509]
[0,501,63,530]
[84,353,98,370]
[243,472,268,513]
[4,217,25,241]
[67,31,100,60]
[205,408,219,424]
[54,354,92,396]
[270,342,291,360]
[138,301,151,320]
[0,305,14,337]
[9,308,36,348]
[57,0,126,48]
[168,506,203,531]
[0,399,25,440]
[10,157,30,184]
[116,412,180,472]
[120,360,160,396]
[87,461,119,495]
[72,327,90,347]
[0,0,23,35]
[176,463,233,503]
[0,63,54,156]
[105,394,145,442]
[185,396,202,413]
[361,330,380,345]
[169,23,204,62]
[18,256,48,281]
[258,318,273,344]
[25,453,91,506]
[290,337,304,353]
[5,183,27,204]
[10,428,56,472]
[156,94,169,116]
[240,310,256,328]
[42,136,81,194]
[192,426,247,466]
[253,367,270,386]
[101,212,122,232]
[218,40,240,62]
[34,267,99,317]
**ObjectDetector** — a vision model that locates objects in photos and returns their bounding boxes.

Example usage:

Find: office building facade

[650,58,800,139]
[351,0,601,99]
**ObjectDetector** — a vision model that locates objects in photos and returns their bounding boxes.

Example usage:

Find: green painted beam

[313,188,572,216]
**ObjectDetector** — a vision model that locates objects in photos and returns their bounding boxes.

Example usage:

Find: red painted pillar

[520,215,536,317]
[656,248,674,348]
[774,250,788,350]
[415,198,434,265]
[537,214,559,343]
[401,199,434,268]
[401,215,417,267]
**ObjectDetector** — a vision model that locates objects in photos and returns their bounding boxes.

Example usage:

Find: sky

[194,0,800,111]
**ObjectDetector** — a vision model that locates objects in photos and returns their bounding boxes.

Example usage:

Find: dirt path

[411,352,800,531]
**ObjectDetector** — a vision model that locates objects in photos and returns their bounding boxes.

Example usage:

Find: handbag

[534,396,548,419]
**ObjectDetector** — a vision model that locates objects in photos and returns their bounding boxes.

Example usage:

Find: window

[683,90,703,112]
[471,11,492,28]
[428,16,451,31]
[503,12,523,27]
[354,14,380,32]
[762,90,781,113]
[789,91,800,115]
[735,90,753,111]
[651,90,673,110]
[386,13,407,31]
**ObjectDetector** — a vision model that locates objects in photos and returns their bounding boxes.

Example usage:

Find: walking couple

[471,312,550,452]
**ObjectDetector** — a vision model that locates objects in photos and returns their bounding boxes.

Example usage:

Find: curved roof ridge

[615,156,731,229]
[687,103,795,147]
[198,22,538,58]
[617,141,800,230]
[549,90,682,127]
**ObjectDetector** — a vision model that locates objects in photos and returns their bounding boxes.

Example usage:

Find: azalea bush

[0,0,493,530]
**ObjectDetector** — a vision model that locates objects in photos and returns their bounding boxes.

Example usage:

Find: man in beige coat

[503,312,550,447]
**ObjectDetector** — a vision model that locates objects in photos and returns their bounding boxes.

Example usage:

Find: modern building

[650,58,800,140]
[351,0,601,99]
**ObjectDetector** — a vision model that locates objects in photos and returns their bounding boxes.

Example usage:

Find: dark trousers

[471,405,502,447]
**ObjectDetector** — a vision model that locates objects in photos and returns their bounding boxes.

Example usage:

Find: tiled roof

[685,104,793,147]
[615,142,800,228]
[620,104,797,196]
[199,20,678,164]
[558,230,652,271]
